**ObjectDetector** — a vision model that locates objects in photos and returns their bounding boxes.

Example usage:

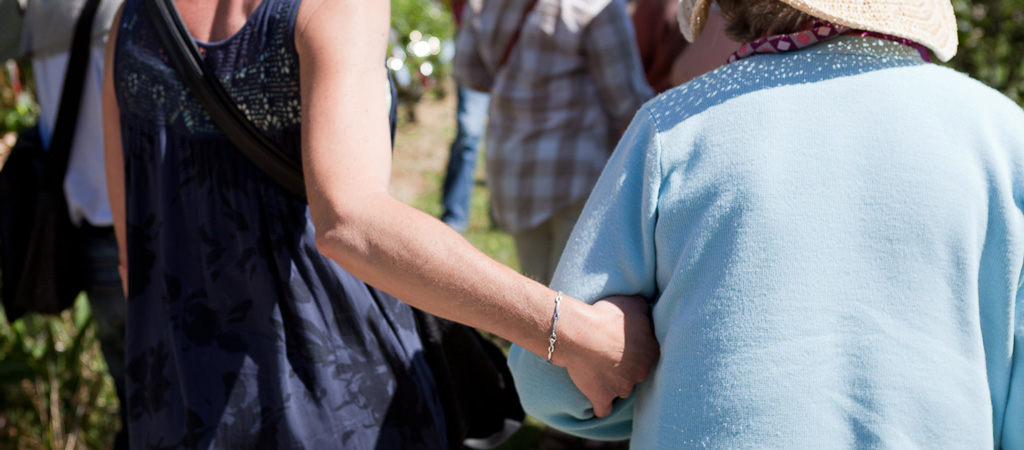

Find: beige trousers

[512,199,587,285]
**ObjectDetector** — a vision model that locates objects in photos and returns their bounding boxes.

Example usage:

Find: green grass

[0,295,121,450]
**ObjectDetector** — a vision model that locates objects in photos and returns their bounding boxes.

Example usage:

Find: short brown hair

[715,0,817,42]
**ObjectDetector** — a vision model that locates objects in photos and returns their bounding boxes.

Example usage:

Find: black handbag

[0,0,102,321]
[143,1,525,448]
[412,311,525,449]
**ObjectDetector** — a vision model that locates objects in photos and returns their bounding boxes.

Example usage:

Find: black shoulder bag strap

[42,0,103,189]
[143,0,307,200]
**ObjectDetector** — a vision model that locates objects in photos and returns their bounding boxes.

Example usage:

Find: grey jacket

[0,0,120,60]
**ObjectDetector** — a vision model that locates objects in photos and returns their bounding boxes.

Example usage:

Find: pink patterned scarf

[728,20,932,63]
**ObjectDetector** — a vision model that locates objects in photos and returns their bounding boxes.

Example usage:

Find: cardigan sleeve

[988,98,1024,450]
[507,107,662,441]
[1003,283,1023,449]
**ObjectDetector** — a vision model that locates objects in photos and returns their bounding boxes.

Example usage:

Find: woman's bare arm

[102,4,127,296]
[294,0,658,417]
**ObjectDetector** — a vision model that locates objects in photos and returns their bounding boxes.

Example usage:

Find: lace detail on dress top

[115,0,301,143]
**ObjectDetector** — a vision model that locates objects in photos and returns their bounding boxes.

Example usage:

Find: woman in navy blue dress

[102,0,659,448]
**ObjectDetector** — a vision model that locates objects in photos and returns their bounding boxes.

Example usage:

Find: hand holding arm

[507,108,664,439]
[564,295,658,418]
[505,294,659,438]
[294,0,654,410]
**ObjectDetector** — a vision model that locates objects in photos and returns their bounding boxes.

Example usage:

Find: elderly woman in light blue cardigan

[507,0,1024,448]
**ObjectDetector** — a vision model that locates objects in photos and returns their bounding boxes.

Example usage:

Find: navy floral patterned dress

[112,0,447,448]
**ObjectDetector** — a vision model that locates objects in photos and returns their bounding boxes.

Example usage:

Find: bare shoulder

[294,0,389,56]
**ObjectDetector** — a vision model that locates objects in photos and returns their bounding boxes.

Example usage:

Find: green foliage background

[0,298,121,450]
[391,0,455,45]
[946,0,1024,104]
[1,62,38,133]
[389,0,456,120]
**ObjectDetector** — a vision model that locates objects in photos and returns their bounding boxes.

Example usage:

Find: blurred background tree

[1,61,37,135]
[389,0,456,122]
[946,0,1024,105]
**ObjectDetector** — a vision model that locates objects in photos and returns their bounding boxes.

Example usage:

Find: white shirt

[33,42,112,227]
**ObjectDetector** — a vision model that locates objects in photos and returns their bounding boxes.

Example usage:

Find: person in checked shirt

[454,0,653,285]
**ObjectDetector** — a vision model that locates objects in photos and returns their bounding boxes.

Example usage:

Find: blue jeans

[82,227,128,450]
[440,84,490,232]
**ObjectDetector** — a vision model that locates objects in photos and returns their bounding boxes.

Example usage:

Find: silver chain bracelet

[546,291,562,363]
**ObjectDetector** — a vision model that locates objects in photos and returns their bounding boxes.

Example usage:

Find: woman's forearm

[312,191,655,417]
[313,190,564,361]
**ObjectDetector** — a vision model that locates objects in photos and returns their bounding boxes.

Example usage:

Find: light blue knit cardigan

[508,37,1024,449]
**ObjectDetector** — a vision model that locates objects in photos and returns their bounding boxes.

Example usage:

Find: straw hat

[678,0,958,61]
